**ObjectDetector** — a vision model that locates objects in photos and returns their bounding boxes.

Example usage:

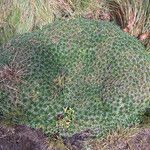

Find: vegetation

[1,0,149,45]
[108,0,150,46]
[0,18,149,137]
[0,0,150,149]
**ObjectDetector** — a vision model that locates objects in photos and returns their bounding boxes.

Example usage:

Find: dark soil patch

[0,124,150,150]
[0,125,94,150]
[0,125,54,150]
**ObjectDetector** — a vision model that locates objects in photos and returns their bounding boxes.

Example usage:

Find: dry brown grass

[107,0,150,47]
[0,0,149,46]
[89,127,150,149]
[88,115,150,150]
[0,0,107,44]
[90,129,137,149]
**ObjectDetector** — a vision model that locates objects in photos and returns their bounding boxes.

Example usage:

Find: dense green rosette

[0,18,149,136]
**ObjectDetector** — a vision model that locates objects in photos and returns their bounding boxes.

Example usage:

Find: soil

[0,124,150,150]
[0,125,54,150]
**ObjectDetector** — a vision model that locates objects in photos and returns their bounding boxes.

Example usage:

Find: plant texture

[0,18,150,137]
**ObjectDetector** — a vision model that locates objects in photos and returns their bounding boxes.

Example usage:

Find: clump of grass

[68,0,102,17]
[0,0,149,46]
[48,0,108,20]
[88,112,150,150]
[89,127,139,150]
[11,0,60,32]
[0,0,60,44]
[0,0,15,45]
[0,0,108,45]
[107,0,150,47]
[89,124,150,149]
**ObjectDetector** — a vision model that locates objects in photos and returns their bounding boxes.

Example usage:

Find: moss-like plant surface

[0,18,149,137]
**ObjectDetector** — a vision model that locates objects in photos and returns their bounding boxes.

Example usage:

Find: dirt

[0,125,54,150]
[0,124,95,150]
[0,124,150,150]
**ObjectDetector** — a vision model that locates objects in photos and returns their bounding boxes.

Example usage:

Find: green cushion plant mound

[0,18,149,137]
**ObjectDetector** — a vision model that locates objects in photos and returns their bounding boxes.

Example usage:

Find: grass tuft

[107,0,150,47]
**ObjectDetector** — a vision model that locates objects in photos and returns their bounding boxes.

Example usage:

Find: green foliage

[0,18,149,137]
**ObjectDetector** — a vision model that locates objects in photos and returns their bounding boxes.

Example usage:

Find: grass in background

[0,0,149,46]
[0,0,60,45]
[0,0,14,45]
[107,0,150,47]
[0,0,107,45]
